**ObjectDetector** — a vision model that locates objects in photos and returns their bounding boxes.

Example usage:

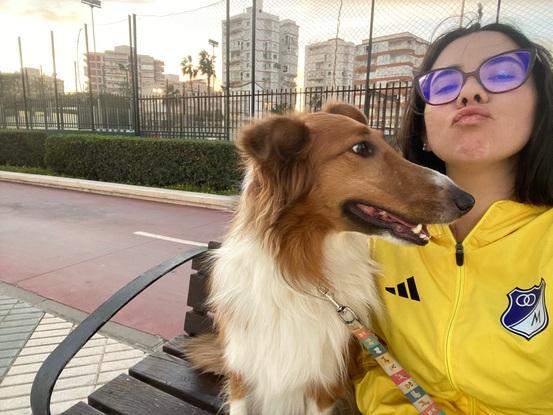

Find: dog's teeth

[411,224,423,234]
[419,233,430,241]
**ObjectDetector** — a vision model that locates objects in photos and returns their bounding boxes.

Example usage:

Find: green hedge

[0,130,242,191]
[0,130,47,167]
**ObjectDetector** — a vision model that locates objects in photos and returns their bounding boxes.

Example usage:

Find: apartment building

[221,1,299,90]
[304,38,355,88]
[0,68,64,99]
[85,45,166,95]
[353,32,429,86]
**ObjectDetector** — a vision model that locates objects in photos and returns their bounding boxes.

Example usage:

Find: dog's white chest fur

[209,231,379,414]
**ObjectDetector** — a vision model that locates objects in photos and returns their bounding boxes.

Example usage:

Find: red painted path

[0,181,232,340]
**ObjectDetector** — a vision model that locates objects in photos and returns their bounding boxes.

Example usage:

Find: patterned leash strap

[319,289,445,415]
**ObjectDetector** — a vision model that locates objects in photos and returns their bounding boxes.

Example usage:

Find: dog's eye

[351,141,374,157]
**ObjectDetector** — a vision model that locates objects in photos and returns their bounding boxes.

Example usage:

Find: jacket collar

[428,200,550,250]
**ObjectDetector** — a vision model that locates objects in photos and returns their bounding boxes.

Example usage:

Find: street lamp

[81,0,101,53]
[208,39,219,57]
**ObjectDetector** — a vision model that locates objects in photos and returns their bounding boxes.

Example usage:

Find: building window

[283,65,288,73]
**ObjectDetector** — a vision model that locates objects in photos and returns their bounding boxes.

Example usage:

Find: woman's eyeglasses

[415,48,536,105]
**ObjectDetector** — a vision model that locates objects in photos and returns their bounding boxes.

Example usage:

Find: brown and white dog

[186,103,473,414]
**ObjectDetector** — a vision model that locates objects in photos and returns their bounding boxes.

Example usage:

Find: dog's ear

[322,101,368,125]
[238,115,310,164]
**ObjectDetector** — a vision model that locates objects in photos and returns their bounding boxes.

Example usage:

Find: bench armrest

[30,246,208,415]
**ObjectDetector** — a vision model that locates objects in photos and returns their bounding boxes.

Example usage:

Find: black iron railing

[0,82,412,140]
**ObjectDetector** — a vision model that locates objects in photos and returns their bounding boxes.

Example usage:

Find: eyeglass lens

[418,50,532,105]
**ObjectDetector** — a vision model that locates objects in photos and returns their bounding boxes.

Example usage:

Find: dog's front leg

[228,371,248,415]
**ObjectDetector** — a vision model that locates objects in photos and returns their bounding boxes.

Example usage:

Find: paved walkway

[0,294,149,414]
[0,173,233,412]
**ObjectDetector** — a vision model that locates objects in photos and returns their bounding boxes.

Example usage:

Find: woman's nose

[456,76,489,107]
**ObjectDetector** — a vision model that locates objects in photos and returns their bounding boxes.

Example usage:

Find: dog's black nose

[454,191,475,213]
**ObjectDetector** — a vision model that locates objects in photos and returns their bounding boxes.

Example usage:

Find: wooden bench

[30,242,225,415]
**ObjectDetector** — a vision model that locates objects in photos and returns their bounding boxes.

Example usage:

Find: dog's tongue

[356,203,430,241]
[357,204,416,228]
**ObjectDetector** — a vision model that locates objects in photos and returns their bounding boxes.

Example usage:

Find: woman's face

[424,31,537,169]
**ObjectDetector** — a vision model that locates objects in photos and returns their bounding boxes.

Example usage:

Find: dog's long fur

[186,103,470,414]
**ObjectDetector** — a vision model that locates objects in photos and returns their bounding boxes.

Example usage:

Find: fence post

[128,15,135,134]
[17,37,29,129]
[363,0,376,117]
[51,31,61,130]
[132,14,140,136]
[225,0,230,140]
[250,0,257,118]
[84,24,95,131]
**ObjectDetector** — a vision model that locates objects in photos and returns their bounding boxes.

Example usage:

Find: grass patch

[0,164,57,176]
[0,164,239,196]
[164,183,239,196]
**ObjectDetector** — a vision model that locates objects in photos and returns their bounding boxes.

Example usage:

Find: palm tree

[198,50,216,95]
[180,55,198,93]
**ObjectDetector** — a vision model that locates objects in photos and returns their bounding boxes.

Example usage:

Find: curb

[0,171,238,212]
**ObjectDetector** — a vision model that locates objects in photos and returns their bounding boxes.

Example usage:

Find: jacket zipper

[444,242,465,391]
[455,242,464,266]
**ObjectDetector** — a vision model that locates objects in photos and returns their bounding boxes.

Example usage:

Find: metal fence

[0,82,411,139]
[2,0,552,140]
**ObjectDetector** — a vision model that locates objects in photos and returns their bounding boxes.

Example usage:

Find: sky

[0,0,551,92]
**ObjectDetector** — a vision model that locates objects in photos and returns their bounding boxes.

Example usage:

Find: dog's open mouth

[345,202,431,245]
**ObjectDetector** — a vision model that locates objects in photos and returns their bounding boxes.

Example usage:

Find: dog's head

[236,102,473,280]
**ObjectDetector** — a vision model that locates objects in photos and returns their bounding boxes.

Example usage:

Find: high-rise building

[353,32,429,86]
[85,46,166,95]
[222,1,299,90]
[0,68,64,99]
[304,38,355,88]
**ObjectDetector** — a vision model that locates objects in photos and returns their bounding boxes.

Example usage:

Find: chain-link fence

[1,0,551,139]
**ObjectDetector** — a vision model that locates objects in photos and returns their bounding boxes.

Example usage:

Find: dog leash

[319,288,446,415]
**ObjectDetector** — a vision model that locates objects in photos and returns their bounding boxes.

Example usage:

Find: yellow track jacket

[355,201,553,415]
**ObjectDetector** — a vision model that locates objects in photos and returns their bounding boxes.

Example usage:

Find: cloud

[3,0,83,22]
[23,7,81,22]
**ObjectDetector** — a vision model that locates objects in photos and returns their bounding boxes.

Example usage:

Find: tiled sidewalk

[0,296,146,414]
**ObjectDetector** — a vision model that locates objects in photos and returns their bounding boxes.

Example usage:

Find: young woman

[355,23,553,414]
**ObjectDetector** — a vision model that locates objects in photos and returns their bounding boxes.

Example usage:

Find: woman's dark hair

[399,22,553,206]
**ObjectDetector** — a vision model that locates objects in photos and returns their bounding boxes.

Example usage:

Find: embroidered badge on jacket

[501,279,548,340]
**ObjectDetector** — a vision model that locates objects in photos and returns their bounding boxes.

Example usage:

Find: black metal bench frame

[30,243,220,415]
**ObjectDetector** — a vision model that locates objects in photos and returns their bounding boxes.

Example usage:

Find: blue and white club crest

[501,279,548,340]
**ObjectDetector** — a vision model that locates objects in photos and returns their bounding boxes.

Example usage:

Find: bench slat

[61,401,105,415]
[187,272,210,311]
[162,334,187,357]
[88,373,212,415]
[184,310,214,335]
[129,350,225,413]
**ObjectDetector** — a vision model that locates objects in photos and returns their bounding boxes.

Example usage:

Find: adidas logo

[385,276,420,301]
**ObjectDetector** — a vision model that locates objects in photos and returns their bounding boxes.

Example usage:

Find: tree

[198,50,216,94]
[180,55,198,91]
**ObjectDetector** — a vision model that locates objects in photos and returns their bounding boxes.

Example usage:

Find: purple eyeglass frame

[414,48,537,105]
